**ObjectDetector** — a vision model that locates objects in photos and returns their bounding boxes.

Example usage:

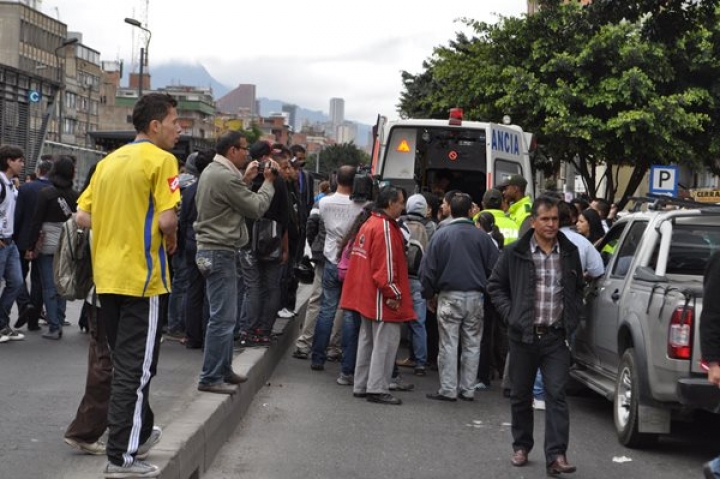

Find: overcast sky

[44,0,528,124]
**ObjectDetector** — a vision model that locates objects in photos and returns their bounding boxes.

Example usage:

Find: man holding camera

[194,131,278,394]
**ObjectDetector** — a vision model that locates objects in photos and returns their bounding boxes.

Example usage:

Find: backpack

[53,214,94,300]
[405,218,429,276]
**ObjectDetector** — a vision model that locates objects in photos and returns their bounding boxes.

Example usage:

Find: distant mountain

[139,62,370,146]
[147,62,231,98]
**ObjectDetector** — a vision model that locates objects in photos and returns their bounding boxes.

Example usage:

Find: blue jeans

[534,370,545,400]
[167,253,188,334]
[311,262,342,365]
[341,310,361,375]
[239,249,282,335]
[708,457,720,478]
[197,250,239,385]
[0,243,25,329]
[408,279,428,368]
[37,253,66,332]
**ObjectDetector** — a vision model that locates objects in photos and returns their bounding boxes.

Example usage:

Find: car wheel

[614,348,659,448]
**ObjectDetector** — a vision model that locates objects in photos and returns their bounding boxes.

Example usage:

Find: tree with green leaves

[399,0,720,207]
[304,142,370,177]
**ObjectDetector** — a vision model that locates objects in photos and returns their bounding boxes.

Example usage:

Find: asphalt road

[0,299,205,479]
[205,342,720,479]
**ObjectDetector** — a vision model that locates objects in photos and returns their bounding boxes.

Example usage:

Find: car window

[598,222,627,268]
[611,221,648,277]
[666,226,719,275]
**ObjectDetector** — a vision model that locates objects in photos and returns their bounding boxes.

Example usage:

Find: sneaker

[389,375,415,392]
[533,398,546,410]
[414,366,427,377]
[292,349,309,360]
[163,330,185,342]
[64,437,106,455]
[0,326,24,341]
[277,308,296,319]
[474,382,490,390]
[395,357,416,368]
[336,373,354,386]
[0,332,8,343]
[104,459,160,478]
[136,426,162,460]
[42,329,62,340]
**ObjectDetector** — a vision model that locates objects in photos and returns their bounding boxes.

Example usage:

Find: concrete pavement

[1,284,309,479]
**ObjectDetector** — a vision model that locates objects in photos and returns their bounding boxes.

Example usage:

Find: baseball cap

[497,174,528,190]
[482,188,504,209]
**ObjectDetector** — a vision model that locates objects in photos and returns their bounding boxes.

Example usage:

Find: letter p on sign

[650,165,678,197]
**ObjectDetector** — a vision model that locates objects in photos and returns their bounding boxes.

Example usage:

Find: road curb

[154,304,304,479]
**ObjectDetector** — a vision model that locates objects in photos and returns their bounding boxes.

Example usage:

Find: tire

[614,348,659,448]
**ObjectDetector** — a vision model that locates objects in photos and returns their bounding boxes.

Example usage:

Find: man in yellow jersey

[499,174,533,235]
[77,93,181,479]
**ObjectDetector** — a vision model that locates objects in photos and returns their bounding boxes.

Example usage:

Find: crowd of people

[0,91,670,478]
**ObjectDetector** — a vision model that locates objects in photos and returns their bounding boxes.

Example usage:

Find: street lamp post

[124,18,152,98]
[54,37,79,142]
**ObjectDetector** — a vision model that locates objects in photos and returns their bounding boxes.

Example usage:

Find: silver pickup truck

[571,203,720,448]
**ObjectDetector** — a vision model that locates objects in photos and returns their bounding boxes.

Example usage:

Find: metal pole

[138,47,144,98]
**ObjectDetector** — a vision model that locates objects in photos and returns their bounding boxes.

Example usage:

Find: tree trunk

[617,162,649,210]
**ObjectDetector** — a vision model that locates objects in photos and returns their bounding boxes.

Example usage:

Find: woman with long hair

[28,156,78,339]
[577,208,605,246]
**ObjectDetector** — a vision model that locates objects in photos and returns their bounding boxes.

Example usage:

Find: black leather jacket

[487,229,584,344]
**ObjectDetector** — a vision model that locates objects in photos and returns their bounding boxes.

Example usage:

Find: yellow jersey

[78,140,180,297]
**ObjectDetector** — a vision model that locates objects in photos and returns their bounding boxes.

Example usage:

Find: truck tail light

[449,108,463,126]
[668,307,693,360]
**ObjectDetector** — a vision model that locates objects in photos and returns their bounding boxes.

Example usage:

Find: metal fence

[39,141,105,190]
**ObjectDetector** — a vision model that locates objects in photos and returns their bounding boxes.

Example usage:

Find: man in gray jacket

[194,131,278,394]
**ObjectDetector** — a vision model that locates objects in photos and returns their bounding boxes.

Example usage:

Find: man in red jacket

[340,186,416,405]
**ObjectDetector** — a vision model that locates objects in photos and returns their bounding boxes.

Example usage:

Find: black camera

[257,161,278,176]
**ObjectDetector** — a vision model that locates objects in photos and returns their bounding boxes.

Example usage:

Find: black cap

[482,188,504,209]
[249,141,271,160]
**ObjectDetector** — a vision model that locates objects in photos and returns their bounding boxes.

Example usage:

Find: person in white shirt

[0,145,27,342]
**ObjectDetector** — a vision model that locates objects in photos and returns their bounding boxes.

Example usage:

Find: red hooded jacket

[340,211,416,322]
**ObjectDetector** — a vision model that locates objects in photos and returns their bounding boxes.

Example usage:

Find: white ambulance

[370,109,535,203]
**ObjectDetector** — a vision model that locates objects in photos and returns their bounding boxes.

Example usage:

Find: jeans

[239,249,282,335]
[708,456,720,478]
[37,253,66,332]
[197,250,239,385]
[16,251,42,314]
[0,243,23,329]
[167,253,188,334]
[184,248,207,348]
[341,310,361,375]
[311,261,342,365]
[534,370,545,400]
[408,278,428,368]
[436,290,484,399]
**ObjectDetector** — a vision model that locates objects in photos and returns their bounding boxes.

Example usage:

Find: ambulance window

[383,128,416,179]
[494,159,522,188]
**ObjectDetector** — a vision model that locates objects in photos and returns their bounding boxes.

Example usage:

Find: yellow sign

[690,189,720,203]
[396,139,411,153]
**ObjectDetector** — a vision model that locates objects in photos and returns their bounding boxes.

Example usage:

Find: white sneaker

[64,437,106,455]
[136,426,162,460]
[0,326,24,341]
[0,333,8,343]
[277,308,295,319]
[533,398,546,410]
[104,460,159,478]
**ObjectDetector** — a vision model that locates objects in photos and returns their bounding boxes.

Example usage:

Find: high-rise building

[216,83,257,116]
[282,103,298,131]
[0,0,68,171]
[329,97,344,129]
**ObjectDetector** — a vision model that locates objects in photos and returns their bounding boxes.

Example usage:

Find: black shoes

[353,392,368,398]
[310,363,324,371]
[426,392,457,402]
[366,393,402,405]
[197,382,237,395]
[458,394,474,402]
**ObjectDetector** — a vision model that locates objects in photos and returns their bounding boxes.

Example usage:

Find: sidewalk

[3,285,309,479]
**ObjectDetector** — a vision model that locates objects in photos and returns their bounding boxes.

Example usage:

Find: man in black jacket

[487,196,583,476]
[700,251,720,479]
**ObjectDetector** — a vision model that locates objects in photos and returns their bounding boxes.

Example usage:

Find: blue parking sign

[649,165,678,196]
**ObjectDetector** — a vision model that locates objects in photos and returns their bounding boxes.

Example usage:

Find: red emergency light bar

[449,108,463,126]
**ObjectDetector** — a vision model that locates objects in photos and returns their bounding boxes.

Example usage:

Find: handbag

[252,217,282,262]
